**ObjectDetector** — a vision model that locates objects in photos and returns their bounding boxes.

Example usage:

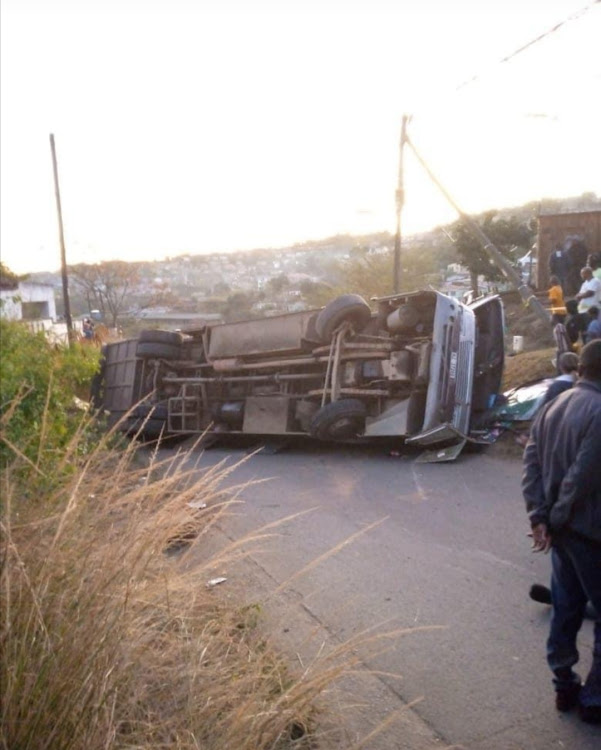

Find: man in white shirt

[576,266,601,314]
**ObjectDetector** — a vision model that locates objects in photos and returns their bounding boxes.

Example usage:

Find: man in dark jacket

[541,351,578,406]
[584,306,601,343]
[522,340,601,723]
[564,298,588,347]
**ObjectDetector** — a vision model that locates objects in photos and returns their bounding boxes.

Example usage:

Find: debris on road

[206,577,227,588]
[491,380,550,422]
[187,500,208,509]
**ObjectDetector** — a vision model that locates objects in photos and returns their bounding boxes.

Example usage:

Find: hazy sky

[1,0,600,274]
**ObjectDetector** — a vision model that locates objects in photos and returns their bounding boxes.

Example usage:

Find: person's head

[578,340,601,382]
[549,275,560,286]
[565,299,579,315]
[580,266,593,281]
[588,305,599,320]
[558,351,578,375]
[587,253,600,270]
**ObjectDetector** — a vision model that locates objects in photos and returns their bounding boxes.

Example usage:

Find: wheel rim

[327,416,360,439]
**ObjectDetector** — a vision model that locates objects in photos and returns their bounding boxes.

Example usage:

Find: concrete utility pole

[49,133,74,343]
[404,132,551,329]
[393,114,409,294]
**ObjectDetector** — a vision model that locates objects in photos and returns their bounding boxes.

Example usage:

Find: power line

[455,0,600,92]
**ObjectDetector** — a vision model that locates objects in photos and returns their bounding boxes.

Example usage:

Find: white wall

[0,288,22,319]
[0,282,56,320]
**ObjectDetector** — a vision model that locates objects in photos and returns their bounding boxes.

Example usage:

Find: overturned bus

[97,290,504,460]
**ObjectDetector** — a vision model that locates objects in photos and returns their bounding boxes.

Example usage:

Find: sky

[1,0,600,274]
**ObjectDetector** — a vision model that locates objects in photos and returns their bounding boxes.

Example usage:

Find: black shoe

[555,683,581,712]
[530,583,552,605]
[579,704,601,724]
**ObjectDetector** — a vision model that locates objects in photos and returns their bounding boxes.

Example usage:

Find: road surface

[170,439,599,749]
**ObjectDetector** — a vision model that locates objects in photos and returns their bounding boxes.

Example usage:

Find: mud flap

[415,440,466,464]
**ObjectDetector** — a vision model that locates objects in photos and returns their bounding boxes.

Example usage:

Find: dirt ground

[502,347,556,391]
[486,291,558,459]
[500,290,556,391]
[501,290,555,349]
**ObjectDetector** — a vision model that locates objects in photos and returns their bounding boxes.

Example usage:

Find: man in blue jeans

[522,340,601,723]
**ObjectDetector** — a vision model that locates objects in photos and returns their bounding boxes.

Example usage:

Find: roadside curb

[202,524,447,750]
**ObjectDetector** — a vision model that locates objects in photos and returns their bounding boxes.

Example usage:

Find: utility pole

[393,114,409,294]
[404,132,551,329]
[50,133,73,343]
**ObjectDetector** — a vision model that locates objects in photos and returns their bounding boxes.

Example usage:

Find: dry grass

[1,405,438,750]
[0,418,313,749]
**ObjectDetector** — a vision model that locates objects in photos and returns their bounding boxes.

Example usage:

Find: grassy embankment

[1,320,432,749]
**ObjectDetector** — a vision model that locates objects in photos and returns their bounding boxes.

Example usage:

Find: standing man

[565,237,589,297]
[584,306,601,344]
[587,253,601,282]
[549,243,569,294]
[522,340,601,723]
[576,266,601,314]
[541,351,579,406]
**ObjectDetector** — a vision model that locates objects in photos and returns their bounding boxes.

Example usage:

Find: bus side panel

[207,311,317,359]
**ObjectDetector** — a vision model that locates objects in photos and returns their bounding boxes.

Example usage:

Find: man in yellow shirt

[548,275,566,317]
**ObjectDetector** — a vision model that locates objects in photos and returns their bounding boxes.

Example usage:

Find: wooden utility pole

[404,132,551,329]
[50,133,74,343]
[393,114,409,294]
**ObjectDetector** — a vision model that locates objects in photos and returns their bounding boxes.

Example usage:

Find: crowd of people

[549,252,601,372]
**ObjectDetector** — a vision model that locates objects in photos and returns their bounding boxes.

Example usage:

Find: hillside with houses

[6,192,600,335]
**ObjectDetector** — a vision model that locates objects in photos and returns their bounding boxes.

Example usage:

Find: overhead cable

[455,0,600,92]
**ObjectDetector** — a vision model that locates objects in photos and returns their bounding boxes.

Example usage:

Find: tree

[449,211,535,295]
[315,245,440,303]
[266,273,290,294]
[69,261,140,327]
[222,291,255,322]
[212,281,231,296]
[0,262,21,289]
[299,279,334,308]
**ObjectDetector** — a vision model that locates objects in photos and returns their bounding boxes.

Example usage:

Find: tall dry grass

[1,399,316,749]
[1,401,440,749]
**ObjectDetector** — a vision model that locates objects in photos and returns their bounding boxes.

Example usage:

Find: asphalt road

[172,439,599,749]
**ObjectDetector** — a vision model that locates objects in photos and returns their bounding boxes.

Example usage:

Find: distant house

[367,245,390,256]
[0,281,57,322]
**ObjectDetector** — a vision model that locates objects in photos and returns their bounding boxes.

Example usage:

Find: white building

[0,281,57,321]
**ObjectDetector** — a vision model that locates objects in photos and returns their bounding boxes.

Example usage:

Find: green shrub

[0,320,100,472]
